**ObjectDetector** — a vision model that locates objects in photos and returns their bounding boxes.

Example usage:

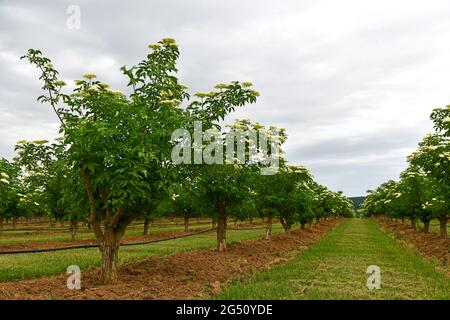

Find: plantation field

[0,219,340,299]
[217,219,450,300]
[1,1,449,305]
[0,225,283,282]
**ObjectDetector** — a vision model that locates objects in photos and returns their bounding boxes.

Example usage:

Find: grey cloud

[1,0,450,196]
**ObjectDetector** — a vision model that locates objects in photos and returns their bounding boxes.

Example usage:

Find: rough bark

[422,220,430,233]
[70,220,78,241]
[280,216,291,232]
[438,216,448,239]
[411,218,417,230]
[98,231,121,284]
[82,168,127,284]
[143,217,151,236]
[217,204,227,252]
[184,214,189,232]
[265,211,273,240]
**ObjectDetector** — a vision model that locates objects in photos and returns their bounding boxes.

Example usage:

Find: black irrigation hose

[0,227,143,234]
[0,227,88,233]
[0,243,100,255]
[118,228,215,247]
[0,226,275,255]
[229,226,268,231]
[0,228,217,255]
[0,222,215,233]
[5,220,212,227]
[0,222,263,233]
[0,223,149,233]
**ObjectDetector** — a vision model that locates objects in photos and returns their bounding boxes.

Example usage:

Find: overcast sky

[1,0,450,196]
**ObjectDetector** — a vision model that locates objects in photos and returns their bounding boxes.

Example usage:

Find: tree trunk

[438,216,448,239]
[96,222,127,285]
[0,215,3,230]
[99,238,120,284]
[300,222,306,230]
[143,217,151,236]
[212,217,217,229]
[411,218,417,230]
[217,208,227,252]
[12,216,17,230]
[265,212,273,240]
[82,168,128,284]
[70,220,78,241]
[196,217,200,224]
[280,216,291,232]
[249,217,253,225]
[422,221,430,233]
[184,214,189,232]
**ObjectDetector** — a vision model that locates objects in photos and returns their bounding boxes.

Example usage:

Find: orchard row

[362,106,449,238]
[0,38,354,283]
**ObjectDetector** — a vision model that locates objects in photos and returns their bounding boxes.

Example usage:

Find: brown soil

[377,218,449,265]
[0,218,342,300]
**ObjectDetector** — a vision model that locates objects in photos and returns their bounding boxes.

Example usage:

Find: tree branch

[82,167,104,241]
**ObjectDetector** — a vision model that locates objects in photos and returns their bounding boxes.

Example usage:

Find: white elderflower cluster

[0,172,10,184]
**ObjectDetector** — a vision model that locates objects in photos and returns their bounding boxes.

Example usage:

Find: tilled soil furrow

[0,218,342,300]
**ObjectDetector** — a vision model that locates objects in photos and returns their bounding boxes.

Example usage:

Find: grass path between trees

[217,218,450,300]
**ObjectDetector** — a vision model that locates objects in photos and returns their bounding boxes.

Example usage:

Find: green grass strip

[217,219,450,300]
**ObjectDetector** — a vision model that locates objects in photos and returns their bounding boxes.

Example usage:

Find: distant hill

[349,196,365,210]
